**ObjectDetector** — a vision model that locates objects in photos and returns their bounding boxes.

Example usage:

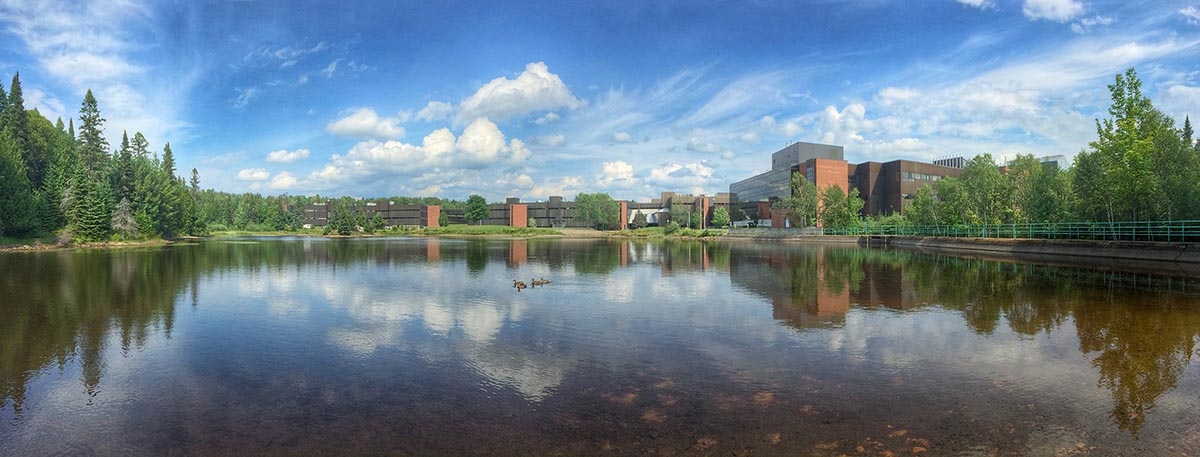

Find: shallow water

[2,237,1199,455]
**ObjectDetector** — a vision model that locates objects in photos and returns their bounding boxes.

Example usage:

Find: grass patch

[611,226,727,238]
[398,224,562,237]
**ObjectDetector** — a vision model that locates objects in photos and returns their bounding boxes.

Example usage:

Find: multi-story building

[850,160,963,215]
[730,143,963,225]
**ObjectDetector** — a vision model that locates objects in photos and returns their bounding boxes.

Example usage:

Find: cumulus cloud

[326,107,407,139]
[237,168,270,181]
[266,148,311,163]
[416,101,454,122]
[456,61,585,122]
[309,117,533,189]
[597,160,637,187]
[534,112,560,125]
[645,161,719,190]
[1023,0,1084,22]
[611,131,634,143]
[269,172,298,190]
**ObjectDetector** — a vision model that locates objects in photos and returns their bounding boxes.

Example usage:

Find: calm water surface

[2,237,1200,455]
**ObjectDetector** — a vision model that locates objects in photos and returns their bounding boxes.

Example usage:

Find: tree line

[0,73,197,241]
[0,72,471,242]
[774,68,1200,229]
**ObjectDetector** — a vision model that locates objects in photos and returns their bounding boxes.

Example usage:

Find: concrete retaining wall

[887,236,1200,264]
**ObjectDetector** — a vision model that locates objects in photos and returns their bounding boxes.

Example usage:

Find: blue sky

[1,0,1198,202]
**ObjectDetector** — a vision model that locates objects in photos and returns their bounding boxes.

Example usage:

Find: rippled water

[2,237,1200,455]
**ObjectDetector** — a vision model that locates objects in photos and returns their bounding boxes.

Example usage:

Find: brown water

[1,237,1199,456]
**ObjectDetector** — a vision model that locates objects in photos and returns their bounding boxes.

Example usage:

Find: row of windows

[901,172,941,182]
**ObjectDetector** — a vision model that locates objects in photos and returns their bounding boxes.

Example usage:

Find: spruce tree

[1184,116,1194,149]
[189,168,200,195]
[116,130,133,201]
[7,72,41,188]
[77,90,108,179]
[67,118,75,141]
[131,131,149,157]
[0,130,35,235]
[162,142,176,177]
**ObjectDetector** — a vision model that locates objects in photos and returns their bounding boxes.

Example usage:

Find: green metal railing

[732,220,1200,243]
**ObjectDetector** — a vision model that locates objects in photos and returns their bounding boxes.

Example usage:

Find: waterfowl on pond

[531,278,551,287]
[513,280,527,291]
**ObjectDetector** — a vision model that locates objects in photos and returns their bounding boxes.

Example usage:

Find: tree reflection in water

[727,241,1200,434]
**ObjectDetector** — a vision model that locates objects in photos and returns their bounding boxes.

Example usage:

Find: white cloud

[1023,0,1085,22]
[0,1,193,149]
[457,61,585,122]
[1071,15,1114,34]
[1183,5,1200,24]
[534,112,560,125]
[529,176,583,198]
[326,107,407,139]
[645,161,719,191]
[686,137,723,154]
[321,59,339,78]
[611,131,634,143]
[1158,84,1200,119]
[416,101,454,122]
[230,87,260,109]
[266,148,311,163]
[532,133,567,147]
[597,160,637,187]
[876,87,921,106]
[308,117,533,191]
[957,0,994,9]
[236,168,270,181]
[269,172,298,190]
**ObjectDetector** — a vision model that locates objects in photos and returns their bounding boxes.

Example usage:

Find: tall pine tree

[162,142,176,176]
[77,89,108,179]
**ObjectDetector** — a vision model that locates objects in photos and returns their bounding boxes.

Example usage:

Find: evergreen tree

[77,90,109,179]
[162,142,176,177]
[189,168,200,196]
[110,197,139,238]
[0,130,36,235]
[131,131,150,157]
[6,73,41,188]
[67,118,75,141]
[630,211,647,229]
[1184,116,1194,149]
[115,130,134,201]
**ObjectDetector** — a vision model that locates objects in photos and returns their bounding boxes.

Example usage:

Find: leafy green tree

[574,192,620,229]
[1029,165,1073,223]
[936,177,971,225]
[962,154,1011,224]
[788,172,819,227]
[438,208,448,227]
[630,211,647,229]
[670,203,691,229]
[1079,67,1165,222]
[818,185,862,229]
[464,194,490,225]
[1004,154,1042,223]
[711,206,731,227]
[907,184,939,226]
[690,210,702,229]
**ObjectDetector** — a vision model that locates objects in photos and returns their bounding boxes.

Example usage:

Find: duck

[513,280,527,291]
[531,277,552,286]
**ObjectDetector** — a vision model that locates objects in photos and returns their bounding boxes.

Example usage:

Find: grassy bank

[210,224,564,238]
[610,227,728,238]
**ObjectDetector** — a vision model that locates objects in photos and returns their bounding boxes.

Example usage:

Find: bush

[663,221,680,235]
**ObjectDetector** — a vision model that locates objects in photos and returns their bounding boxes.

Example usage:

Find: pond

[2,237,1199,455]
